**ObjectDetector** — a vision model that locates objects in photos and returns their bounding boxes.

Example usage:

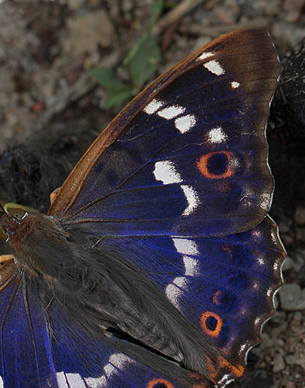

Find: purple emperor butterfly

[0,27,285,388]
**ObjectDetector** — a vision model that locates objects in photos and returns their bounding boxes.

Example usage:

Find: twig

[152,0,205,36]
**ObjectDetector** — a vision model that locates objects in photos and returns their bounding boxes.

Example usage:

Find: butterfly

[0,27,285,388]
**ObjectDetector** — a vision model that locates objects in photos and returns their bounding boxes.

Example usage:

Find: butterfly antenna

[0,203,5,214]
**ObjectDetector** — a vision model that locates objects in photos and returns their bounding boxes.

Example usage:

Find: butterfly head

[0,204,29,242]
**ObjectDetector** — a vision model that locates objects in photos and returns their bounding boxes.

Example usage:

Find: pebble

[63,10,115,55]
[278,283,305,311]
[282,255,294,271]
[273,354,285,373]
[285,382,296,388]
[294,205,305,225]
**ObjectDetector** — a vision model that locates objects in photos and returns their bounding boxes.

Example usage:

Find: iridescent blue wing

[92,215,284,385]
[0,261,58,387]
[49,28,279,237]
[0,260,213,388]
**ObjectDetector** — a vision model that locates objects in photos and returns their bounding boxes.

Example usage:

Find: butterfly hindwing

[0,261,214,388]
[77,215,283,385]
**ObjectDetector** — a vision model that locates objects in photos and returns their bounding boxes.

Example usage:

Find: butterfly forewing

[49,28,279,236]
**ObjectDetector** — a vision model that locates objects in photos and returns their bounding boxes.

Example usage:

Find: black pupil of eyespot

[206,315,218,331]
[207,153,228,175]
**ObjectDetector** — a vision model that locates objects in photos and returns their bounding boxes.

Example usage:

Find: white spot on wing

[166,278,187,309]
[231,81,240,88]
[144,99,164,114]
[153,161,182,184]
[183,256,200,276]
[56,372,69,388]
[254,317,261,325]
[106,353,134,373]
[239,344,247,355]
[257,257,265,265]
[218,375,235,387]
[260,193,271,210]
[66,374,86,387]
[158,105,185,119]
[166,238,201,307]
[0,377,3,388]
[56,372,86,388]
[154,163,199,216]
[86,376,107,388]
[56,354,135,388]
[172,238,199,256]
[181,185,200,216]
[207,126,228,143]
[198,51,214,61]
[204,60,225,76]
[175,114,196,133]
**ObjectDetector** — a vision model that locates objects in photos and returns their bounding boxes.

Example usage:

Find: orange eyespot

[212,290,223,306]
[0,226,8,241]
[216,356,245,378]
[147,378,175,388]
[200,311,223,338]
[197,151,235,179]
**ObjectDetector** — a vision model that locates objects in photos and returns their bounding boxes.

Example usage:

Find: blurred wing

[49,28,280,237]
[0,260,214,388]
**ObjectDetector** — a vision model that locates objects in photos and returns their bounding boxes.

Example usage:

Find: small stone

[278,283,305,311]
[285,354,297,365]
[278,339,285,347]
[64,10,115,55]
[296,227,305,243]
[215,0,240,24]
[279,219,291,233]
[67,0,86,10]
[272,354,285,373]
[260,334,275,349]
[286,382,296,388]
[293,311,303,322]
[282,255,294,271]
[294,205,305,225]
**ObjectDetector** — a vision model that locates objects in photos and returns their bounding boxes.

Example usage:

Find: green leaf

[129,34,161,88]
[150,0,164,26]
[103,84,135,108]
[124,0,163,88]
[91,67,121,89]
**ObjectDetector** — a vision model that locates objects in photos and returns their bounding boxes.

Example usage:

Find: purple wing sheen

[49,27,279,237]
[0,261,58,388]
[0,260,213,388]
[70,215,285,385]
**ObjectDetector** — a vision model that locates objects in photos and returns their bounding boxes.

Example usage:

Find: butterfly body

[0,27,285,388]
[0,211,220,379]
